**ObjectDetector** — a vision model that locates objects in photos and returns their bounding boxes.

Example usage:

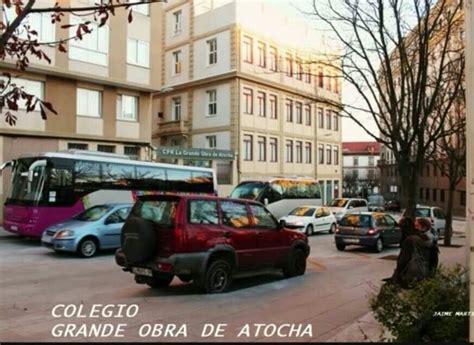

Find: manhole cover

[379,255,398,261]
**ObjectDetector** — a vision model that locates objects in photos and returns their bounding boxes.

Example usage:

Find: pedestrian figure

[389,217,439,288]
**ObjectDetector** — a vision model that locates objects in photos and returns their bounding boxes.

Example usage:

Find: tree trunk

[399,163,419,217]
[443,182,456,246]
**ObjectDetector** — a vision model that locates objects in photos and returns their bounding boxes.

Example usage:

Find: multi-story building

[153,0,342,201]
[342,142,380,197]
[378,0,466,216]
[0,0,162,220]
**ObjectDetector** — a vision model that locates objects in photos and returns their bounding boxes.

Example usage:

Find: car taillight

[156,262,173,272]
[367,228,377,235]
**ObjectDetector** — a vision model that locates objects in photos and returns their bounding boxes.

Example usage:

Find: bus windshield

[8,158,47,204]
[229,181,266,200]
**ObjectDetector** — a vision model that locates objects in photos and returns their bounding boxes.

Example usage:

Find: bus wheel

[78,237,98,258]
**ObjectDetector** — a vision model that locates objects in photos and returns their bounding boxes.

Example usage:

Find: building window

[285,54,293,77]
[286,140,293,163]
[116,95,138,121]
[269,138,278,162]
[206,90,217,116]
[305,143,312,164]
[353,156,359,166]
[257,41,266,67]
[207,38,217,65]
[305,106,311,126]
[353,169,359,179]
[171,97,181,121]
[127,38,149,67]
[269,46,277,71]
[305,65,311,83]
[243,88,253,114]
[434,165,438,176]
[98,145,115,153]
[333,77,339,93]
[68,143,88,150]
[333,112,339,131]
[4,6,55,42]
[440,189,445,202]
[433,189,437,202]
[243,134,253,161]
[257,91,266,117]
[130,0,149,15]
[295,141,303,163]
[286,99,293,122]
[173,10,182,35]
[172,50,182,75]
[326,70,332,91]
[295,59,303,80]
[460,191,466,206]
[419,188,424,200]
[206,135,217,149]
[318,107,324,128]
[295,102,303,124]
[243,36,253,63]
[318,144,324,164]
[368,169,375,180]
[326,146,332,164]
[326,109,332,130]
[425,188,430,200]
[124,146,140,160]
[10,78,43,110]
[269,95,277,119]
[318,69,324,88]
[333,147,339,165]
[368,156,374,166]
[258,136,266,161]
[426,165,430,177]
[77,88,101,117]
[69,17,108,65]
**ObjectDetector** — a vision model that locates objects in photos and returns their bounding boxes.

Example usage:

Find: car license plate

[132,267,153,277]
[10,225,18,231]
[344,238,359,244]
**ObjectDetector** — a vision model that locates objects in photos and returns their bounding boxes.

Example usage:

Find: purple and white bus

[0,150,217,237]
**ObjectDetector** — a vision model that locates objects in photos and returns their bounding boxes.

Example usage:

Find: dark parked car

[115,195,310,293]
[384,200,401,212]
[335,212,401,253]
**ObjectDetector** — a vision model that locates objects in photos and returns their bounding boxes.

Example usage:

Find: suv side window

[249,204,277,228]
[220,201,251,229]
[189,200,219,225]
[360,200,368,207]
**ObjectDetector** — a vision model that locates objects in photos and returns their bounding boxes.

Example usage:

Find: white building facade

[153,0,342,201]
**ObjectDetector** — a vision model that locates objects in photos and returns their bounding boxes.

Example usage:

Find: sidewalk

[327,312,392,342]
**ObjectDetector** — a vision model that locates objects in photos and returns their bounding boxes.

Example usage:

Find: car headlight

[55,230,75,239]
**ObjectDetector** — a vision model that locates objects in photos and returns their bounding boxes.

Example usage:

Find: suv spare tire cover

[121,217,157,264]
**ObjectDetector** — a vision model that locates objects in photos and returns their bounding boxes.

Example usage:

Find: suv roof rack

[59,150,130,160]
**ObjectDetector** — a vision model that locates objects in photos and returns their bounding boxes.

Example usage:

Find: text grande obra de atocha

[50,304,313,338]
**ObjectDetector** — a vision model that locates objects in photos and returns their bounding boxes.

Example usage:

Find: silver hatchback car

[41,203,132,257]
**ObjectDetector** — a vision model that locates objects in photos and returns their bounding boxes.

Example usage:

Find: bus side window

[49,168,74,204]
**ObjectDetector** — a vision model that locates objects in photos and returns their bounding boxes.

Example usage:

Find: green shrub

[369,265,469,342]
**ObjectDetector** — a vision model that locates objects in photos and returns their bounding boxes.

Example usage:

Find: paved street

[0,221,467,342]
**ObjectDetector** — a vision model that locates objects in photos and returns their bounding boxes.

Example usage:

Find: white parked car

[280,206,338,235]
[326,198,369,222]
[402,205,446,237]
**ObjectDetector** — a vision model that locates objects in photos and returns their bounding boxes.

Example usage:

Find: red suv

[115,195,310,293]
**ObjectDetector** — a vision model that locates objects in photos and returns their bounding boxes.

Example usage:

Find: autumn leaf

[5,112,17,126]
[128,10,133,23]
[58,43,67,53]
[7,99,18,111]
[42,101,57,115]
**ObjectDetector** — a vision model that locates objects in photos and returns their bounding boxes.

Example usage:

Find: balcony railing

[156,120,190,136]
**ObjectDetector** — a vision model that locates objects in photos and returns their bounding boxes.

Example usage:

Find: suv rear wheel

[283,248,306,278]
[336,243,345,251]
[201,259,232,294]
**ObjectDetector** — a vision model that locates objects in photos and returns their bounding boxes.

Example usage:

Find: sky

[265,0,379,143]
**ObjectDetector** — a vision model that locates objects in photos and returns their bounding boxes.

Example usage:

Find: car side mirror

[278,219,286,229]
